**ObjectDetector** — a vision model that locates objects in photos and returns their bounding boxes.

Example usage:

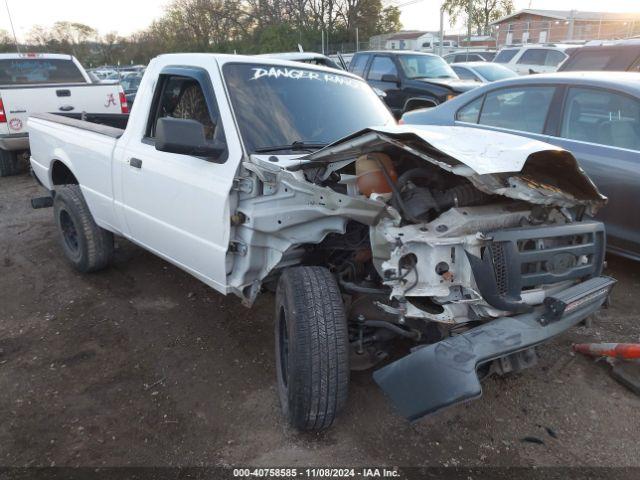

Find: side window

[545,50,567,67]
[630,56,640,72]
[565,51,613,70]
[147,74,223,144]
[478,86,555,134]
[349,54,369,77]
[456,96,484,123]
[494,49,519,63]
[560,87,640,150]
[517,49,547,66]
[367,56,398,81]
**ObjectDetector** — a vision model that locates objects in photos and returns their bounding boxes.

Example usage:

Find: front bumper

[0,133,29,151]
[373,275,616,421]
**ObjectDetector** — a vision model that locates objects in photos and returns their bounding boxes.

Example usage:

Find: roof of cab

[467,71,640,94]
[153,53,361,79]
[353,50,439,57]
[0,53,75,60]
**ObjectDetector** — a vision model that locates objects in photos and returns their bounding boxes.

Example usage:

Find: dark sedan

[402,72,640,261]
[348,50,478,118]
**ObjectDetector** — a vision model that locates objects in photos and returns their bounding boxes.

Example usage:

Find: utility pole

[467,0,472,52]
[439,5,444,56]
[4,0,20,53]
[356,27,359,52]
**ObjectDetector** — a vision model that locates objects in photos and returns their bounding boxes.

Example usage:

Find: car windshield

[121,75,142,92]
[222,63,394,153]
[0,58,86,85]
[397,54,457,79]
[474,64,518,81]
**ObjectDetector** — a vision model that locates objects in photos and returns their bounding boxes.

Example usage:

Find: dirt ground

[1,172,640,468]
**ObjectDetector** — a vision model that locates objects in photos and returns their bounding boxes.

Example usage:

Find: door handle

[129,158,143,169]
[58,105,75,112]
[56,89,71,97]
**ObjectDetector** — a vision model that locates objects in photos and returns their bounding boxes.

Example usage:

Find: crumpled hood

[416,77,478,92]
[292,125,606,212]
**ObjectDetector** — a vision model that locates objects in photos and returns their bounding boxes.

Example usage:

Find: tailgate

[0,84,123,136]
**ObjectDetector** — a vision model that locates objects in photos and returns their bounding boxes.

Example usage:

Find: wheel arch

[50,159,79,186]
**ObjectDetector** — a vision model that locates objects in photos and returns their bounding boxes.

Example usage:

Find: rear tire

[275,266,349,431]
[0,149,22,177]
[53,184,114,272]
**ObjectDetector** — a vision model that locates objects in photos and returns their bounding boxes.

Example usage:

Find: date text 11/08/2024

[232,468,402,478]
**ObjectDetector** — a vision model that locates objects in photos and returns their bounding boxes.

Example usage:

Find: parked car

[401,72,640,261]
[258,52,345,70]
[559,39,640,72]
[120,74,143,108]
[420,40,459,55]
[0,53,128,176]
[493,44,576,75]
[443,50,496,63]
[28,54,614,430]
[450,62,518,83]
[348,50,479,117]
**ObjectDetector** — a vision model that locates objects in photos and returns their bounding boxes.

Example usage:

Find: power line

[3,0,20,53]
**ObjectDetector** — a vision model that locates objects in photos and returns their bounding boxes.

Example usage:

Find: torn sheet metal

[294,125,606,212]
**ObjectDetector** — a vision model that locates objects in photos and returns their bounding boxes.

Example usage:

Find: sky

[1,0,640,42]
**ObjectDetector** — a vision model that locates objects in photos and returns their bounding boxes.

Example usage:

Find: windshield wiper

[253,141,328,153]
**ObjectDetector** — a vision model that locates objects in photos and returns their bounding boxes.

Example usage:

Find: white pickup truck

[0,53,127,176]
[29,53,615,431]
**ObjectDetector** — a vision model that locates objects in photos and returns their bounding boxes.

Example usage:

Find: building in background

[381,31,440,50]
[490,9,640,47]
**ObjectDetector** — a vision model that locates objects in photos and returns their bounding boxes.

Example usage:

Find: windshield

[121,75,142,92]
[223,63,394,153]
[474,64,518,81]
[397,54,457,79]
[0,58,86,85]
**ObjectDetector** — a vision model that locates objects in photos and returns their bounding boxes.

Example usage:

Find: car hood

[415,77,478,92]
[284,125,606,212]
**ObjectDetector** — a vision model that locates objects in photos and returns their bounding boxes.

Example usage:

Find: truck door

[366,55,404,117]
[552,86,640,258]
[118,67,238,294]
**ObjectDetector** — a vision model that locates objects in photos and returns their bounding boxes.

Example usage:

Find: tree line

[0,0,401,66]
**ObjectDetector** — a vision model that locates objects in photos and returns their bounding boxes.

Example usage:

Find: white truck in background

[0,53,128,176]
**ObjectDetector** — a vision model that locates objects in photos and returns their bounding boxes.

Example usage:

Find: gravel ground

[1,172,639,468]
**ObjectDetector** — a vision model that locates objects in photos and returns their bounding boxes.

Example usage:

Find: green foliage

[15,0,403,65]
[442,0,513,35]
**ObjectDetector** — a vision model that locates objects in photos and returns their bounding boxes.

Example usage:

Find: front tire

[275,266,349,431]
[53,184,114,272]
[0,149,22,177]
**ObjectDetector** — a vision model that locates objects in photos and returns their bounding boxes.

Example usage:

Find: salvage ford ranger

[28,54,615,431]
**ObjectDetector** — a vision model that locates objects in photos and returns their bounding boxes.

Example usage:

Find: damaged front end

[229,125,615,421]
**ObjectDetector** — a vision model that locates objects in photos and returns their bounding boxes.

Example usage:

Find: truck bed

[29,112,126,234]
[30,112,128,137]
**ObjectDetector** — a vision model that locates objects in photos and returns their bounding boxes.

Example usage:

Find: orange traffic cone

[572,343,640,360]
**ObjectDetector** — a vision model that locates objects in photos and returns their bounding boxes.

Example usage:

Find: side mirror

[381,73,400,84]
[155,117,224,160]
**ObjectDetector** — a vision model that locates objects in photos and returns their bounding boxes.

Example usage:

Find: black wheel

[53,184,114,272]
[275,266,349,431]
[0,149,22,177]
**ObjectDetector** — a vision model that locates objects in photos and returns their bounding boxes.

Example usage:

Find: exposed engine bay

[228,125,607,371]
